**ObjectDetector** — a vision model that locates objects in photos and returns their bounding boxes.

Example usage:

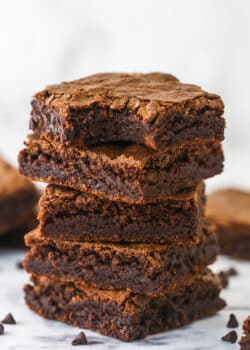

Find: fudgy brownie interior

[30,72,225,150]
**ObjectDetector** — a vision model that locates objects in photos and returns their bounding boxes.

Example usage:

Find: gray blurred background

[0,0,249,191]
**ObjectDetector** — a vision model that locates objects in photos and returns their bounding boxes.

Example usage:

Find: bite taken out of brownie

[0,157,39,236]
[29,73,225,150]
[24,221,219,295]
[38,183,205,244]
[24,270,225,341]
[19,135,224,204]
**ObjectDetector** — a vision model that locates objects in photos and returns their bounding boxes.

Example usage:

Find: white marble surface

[0,250,249,350]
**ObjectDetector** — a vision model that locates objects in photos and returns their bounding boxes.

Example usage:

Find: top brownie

[30,73,225,150]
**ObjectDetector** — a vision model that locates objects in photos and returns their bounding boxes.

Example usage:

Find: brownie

[19,135,223,203]
[38,183,205,243]
[29,73,225,150]
[0,158,39,236]
[24,270,225,341]
[239,316,250,350]
[207,189,250,260]
[24,222,218,295]
[0,220,37,249]
[243,316,250,334]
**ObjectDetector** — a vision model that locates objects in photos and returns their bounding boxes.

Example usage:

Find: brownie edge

[19,136,224,204]
[30,72,225,150]
[24,271,225,341]
[207,189,250,260]
[38,183,205,243]
[24,221,218,294]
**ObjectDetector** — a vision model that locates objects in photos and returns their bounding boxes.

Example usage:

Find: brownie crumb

[72,331,88,346]
[0,324,4,335]
[218,267,238,288]
[16,261,24,269]
[227,313,239,328]
[218,271,229,288]
[2,313,16,324]
[221,330,238,343]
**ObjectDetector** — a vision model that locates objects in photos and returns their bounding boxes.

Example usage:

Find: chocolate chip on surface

[2,313,16,324]
[72,331,88,346]
[218,271,229,288]
[218,267,238,289]
[16,260,24,269]
[221,330,238,343]
[227,313,239,328]
[228,267,238,276]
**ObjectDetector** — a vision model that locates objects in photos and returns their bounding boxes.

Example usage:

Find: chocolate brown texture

[0,158,39,236]
[239,316,250,350]
[0,221,37,249]
[24,222,218,295]
[24,271,225,341]
[38,183,205,243]
[207,189,250,260]
[19,136,224,204]
[243,316,250,335]
[30,73,225,150]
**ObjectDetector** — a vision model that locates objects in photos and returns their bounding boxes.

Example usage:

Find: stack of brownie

[19,73,226,341]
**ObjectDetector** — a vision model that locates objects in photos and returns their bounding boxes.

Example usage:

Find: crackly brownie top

[33,72,224,119]
[207,189,250,226]
[0,158,35,197]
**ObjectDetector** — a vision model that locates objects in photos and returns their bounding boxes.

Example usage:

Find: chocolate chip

[227,313,239,328]
[72,331,88,346]
[2,313,16,324]
[16,260,24,269]
[218,267,238,289]
[228,267,238,276]
[218,271,229,288]
[0,324,4,335]
[221,330,238,343]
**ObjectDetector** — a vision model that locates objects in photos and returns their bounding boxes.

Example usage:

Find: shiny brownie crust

[30,73,225,150]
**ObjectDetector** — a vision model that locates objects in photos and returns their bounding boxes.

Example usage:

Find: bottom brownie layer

[24,271,225,341]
